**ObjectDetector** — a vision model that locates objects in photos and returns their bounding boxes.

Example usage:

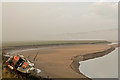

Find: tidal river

[79,47,118,78]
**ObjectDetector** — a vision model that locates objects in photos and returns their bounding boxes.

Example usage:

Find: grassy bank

[2,67,51,80]
[0,63,1,79]
[2,40,111,49]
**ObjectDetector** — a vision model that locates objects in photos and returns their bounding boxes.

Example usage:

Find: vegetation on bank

[2,40,111,49]
[2,67,52,80]
[0,52,2,79]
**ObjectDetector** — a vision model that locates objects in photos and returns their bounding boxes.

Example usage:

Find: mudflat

[11,44,113,78]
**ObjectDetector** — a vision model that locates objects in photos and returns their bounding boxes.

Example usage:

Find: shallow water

[79,48,118,78]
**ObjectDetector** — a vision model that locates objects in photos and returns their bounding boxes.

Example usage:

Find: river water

[79,48,118,78]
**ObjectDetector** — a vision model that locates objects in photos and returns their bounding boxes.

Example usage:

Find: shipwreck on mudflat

[4,54,41,74]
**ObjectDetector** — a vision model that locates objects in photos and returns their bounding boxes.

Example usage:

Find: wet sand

[7,44,116,79]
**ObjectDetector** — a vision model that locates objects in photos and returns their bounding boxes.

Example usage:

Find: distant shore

[2,41,118,79]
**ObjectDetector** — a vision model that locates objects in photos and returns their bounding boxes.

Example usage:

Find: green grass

[0,63,1,79]
[2,65,51,80]
[2,40,111,49]
[0,52,1,79]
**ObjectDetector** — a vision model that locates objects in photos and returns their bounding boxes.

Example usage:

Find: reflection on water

[79,48,118,78]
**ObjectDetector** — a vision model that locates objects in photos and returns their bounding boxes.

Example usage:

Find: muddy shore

[3,43,117,79]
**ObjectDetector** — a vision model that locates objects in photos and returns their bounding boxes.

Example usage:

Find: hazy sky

[2,2,118,41]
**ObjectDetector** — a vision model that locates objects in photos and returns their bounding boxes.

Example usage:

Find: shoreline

[2,43,118,79]
[70,44,116,79]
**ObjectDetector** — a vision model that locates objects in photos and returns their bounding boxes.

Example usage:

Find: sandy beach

[3,43,117,79]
